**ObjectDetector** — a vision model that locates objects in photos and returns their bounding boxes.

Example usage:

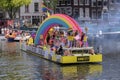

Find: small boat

[5,35,15,42]
[5,31,30,42]
[5,31,18,42]
[14,35,30,42]
[5,35,30,42]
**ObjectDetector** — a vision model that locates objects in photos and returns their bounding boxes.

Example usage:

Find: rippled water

[0,38,120,80]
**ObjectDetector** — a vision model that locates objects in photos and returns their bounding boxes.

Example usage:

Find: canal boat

[20,14,102,64]
[21,42,102,64]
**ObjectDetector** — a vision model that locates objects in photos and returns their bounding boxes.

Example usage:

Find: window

[25,5,29,13]
[92,0,96,7]
[85,0,89,5]
[32,16,40,26]
[65,7,72,15]
[104,0,107,1]
[61,0,72,5]
[79,8,84,18]
[65,1,67,5]
[73,7,79,18]
[79,0,84,5]
[92,10,97,19]
[61,8,66,14]
[103,0,107,6]
[85,8,89,18]
[58,1,62,5]
[0,13,3,18]
[61,0,65,5]
[74,0,78,5]
[34,3,39,12]
[67,0,71,5]
[97,10,102,19]
[98,0,102,6]
[56,8,61,13]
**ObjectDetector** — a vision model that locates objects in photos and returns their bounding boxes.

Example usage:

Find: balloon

[49,28,54,32]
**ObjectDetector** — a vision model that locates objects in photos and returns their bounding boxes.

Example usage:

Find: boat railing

[63,47,94,55]
[63,47,93,51]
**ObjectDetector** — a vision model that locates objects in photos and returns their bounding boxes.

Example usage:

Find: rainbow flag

[41,3,52,12]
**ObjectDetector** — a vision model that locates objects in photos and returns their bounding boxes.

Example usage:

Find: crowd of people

[38,28,89,55]
[26,27,95,56]
[46,29,88,47]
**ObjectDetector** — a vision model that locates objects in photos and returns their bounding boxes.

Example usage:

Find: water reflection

[1,40,120,80]
[0,49,102,80]
[0,40,20,54]
[40,61,102,80]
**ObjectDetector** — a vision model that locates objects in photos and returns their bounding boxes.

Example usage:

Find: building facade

[56,0,110,22]
[106,0,120,24]
[19,0,110,26]
[20,0,42,27]
[20,0,115,26]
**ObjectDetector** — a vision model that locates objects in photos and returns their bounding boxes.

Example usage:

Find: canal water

[0,37,120,80]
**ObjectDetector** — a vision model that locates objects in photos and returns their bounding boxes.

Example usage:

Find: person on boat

[6,32,15,42]
[80,32,85,47]
[76,39,81,47]
[74,30,80,47]
[47,34,55,47]
[39,35,44,46]
[60,35,66,47]
[46,33,50,45]
[6,30,17,39]
[54,40,60,49]
[83,33,88,47]
[5,32,10,38]
[49,40,54,48]
[12,30,17,38]
[6,32,12,38]
[27,36,34,45]
[89,49,95,55]
[64,50,72,56]
[67,31,74,47]
[56,45,64,55]
[43,45,47,50]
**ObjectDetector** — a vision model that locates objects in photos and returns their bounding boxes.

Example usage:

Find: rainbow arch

[34,14,82,45]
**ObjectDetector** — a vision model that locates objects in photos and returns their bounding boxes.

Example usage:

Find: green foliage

[0,0,32,19]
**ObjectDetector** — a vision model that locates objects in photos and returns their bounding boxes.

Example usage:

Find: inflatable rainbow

[35,14,82,45]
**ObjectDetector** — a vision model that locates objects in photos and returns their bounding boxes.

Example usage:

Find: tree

[42,0,58,14]
[0,0,31,19]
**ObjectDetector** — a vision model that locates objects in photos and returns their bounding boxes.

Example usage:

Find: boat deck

[20,43,102,64]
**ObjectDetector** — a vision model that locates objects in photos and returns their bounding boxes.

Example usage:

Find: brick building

[56,0,110,22]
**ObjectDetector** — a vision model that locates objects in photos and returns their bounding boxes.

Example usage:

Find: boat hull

[7,37,15,42]
[21,43,102,64]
